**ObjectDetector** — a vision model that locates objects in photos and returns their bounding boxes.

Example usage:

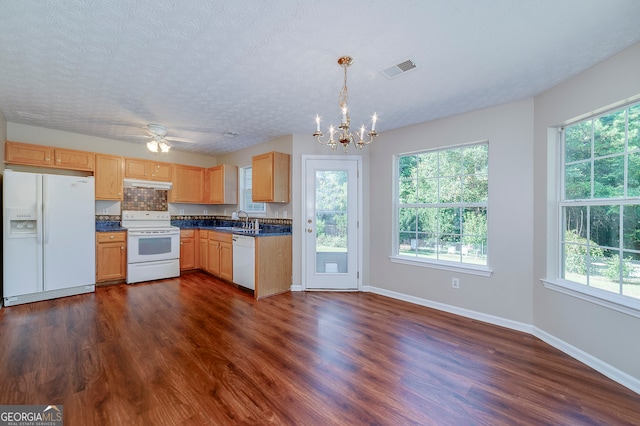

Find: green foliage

[564,230,604,275]
[397,144,488,263]
[605,254,633,282]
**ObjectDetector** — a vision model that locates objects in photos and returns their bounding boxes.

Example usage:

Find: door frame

[300,154,363,291]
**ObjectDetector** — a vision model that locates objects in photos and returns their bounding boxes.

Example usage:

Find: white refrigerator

[3,170,96,306]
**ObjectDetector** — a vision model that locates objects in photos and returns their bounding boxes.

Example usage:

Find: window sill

[389,255,493,277]
[541,278,640,319]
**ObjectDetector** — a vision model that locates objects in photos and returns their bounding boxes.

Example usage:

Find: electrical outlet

[452,277,460,289]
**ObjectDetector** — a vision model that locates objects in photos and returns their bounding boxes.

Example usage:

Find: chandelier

[314,56,378,152]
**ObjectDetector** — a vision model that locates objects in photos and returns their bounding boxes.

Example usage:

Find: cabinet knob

[110,235,114,239]
[56,158,61,162]
[121,246,124,250]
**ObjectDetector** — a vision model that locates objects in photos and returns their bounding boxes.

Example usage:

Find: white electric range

[121,210,180,284]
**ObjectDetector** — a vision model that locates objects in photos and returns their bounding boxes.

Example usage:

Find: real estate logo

[0,405,63,426]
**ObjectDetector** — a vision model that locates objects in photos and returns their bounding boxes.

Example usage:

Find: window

[239,166,266,214]
[395,142,488,268]
[560,102,640,300]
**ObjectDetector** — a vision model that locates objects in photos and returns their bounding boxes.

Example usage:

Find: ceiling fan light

[147,140,158,152]
[159,142,170,152]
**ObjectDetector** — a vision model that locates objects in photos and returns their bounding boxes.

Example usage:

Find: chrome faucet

[237,210,249,228]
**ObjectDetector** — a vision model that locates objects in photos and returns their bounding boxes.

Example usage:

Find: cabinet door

[5,141,53,167]
[206,166,224,204]
[199,235,208,271]
[252,151,290,203]
[96,232,126,282]
[124,158,150,179]
[54,148,94,171]
[150,161,172,181]
[180,237,196,270]
[252,152,274,202]
[219,242,233,281]
[95,154,124,200]
[207,239,220,275]
[206,164,238,204]
[170,165,204,203]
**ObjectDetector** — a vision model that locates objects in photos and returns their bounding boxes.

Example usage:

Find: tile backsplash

[122,188,168,211]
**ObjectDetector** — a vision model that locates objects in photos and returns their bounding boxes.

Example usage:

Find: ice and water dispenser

[6,209,38,238]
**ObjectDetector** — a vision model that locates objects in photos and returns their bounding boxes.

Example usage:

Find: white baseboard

[363,284,640,395]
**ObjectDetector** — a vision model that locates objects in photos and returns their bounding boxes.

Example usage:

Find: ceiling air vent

[379,59,418,79]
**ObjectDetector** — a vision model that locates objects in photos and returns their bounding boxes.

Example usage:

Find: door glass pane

[315,170,348,273]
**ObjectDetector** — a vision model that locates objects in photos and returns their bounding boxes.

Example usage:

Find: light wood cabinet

[170,164,204,203]
[252,151,290,203]
[219,239,233,281]
[96,232,127,283]
[205,231,233,281]
[180,229,198,271]
[124,158,172,181]
[255,235,292,299]
[5,141,53,166]
[205,164,238,204]
[4,141,94,172]
[94,154,124,200]
[54,147,94,171]
[199,231,209,271]
[5,141,94,171]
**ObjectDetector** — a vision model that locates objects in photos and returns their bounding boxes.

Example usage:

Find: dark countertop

[95,221,127,232]
[96,219,291,237]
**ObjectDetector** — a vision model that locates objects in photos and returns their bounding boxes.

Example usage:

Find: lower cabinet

[202,231,233,281]
[96,232,127,283]
[199,230,208,271]
[180,229,198,271]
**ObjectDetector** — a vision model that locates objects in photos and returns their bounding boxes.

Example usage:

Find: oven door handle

[127,230,180,236]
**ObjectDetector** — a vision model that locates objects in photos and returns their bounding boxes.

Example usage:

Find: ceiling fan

[140,124,194,153]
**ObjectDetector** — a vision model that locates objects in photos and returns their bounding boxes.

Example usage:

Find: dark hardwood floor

[1,272,639,425]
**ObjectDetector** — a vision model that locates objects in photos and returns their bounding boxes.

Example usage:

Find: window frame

[389,141,492,277]
[239,166,266,216]
[543,100,640,318]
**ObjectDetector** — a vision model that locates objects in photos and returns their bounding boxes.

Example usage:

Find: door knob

[307,228,313,233]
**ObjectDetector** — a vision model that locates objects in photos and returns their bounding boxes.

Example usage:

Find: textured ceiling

[1,1,640,155]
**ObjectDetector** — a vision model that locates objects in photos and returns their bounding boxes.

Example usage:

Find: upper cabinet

[54,147,95,171]
[170,164,204,203]
[205,164,238,204]
[252,151,290,203]
[94,154,124,200]
[124,158,172,181]
[5,141,93,171]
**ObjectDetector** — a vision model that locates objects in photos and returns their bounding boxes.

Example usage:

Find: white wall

[0,112,6,169]
[533,42,640,378]
[368,99,535,324]
[213,134,293,219]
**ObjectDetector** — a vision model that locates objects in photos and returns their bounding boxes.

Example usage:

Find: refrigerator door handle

[37,176,43,245]
[42,177,48,244]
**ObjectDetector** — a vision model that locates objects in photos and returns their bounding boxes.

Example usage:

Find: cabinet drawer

[181,229,195,238]
[97,232,126,243]
[208,231,232,243]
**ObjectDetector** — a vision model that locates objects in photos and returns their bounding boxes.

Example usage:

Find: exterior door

[303,156,361,290]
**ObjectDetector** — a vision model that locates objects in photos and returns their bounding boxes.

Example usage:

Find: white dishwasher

[232,235,255,290]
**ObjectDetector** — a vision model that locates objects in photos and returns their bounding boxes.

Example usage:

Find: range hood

[123,178,172,190]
